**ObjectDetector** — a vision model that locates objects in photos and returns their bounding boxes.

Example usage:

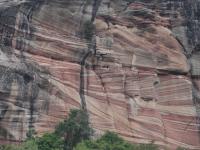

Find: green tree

[55,109,93,150]
[36,133,64,150]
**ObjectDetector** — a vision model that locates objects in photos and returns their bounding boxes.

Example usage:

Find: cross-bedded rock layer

[0,0,200,149]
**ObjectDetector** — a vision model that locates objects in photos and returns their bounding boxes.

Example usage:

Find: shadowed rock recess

[0,0,200,149]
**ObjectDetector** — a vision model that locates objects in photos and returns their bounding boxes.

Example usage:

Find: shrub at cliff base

[0,133,63,150]
[0,140,38,150]
[55,109,93,150]
[74,131,159,150]
[37,133,64,150]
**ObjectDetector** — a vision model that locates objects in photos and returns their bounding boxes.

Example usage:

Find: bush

[0,140,38,150]
[55,109,93,150]
[0,145,16,150]
[36,133,64,150]
[0,133,63,150]
[75,131,159,150]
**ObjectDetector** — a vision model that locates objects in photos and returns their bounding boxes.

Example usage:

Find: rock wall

[0,0,200,149]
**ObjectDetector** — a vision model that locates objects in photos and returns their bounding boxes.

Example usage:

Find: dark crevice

[80,51,92,110]
[157,69,188,76]
[174,36,190,58]
[91,0,102,22]
[79,0,102,111]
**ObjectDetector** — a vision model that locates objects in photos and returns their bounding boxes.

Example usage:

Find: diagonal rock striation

[0,0,200,149]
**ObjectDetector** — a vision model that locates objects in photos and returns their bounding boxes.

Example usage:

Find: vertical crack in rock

[79,0,102,110]
[80,51,92,110]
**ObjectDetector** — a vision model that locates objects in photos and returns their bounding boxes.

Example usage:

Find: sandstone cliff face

[0,0,200,149]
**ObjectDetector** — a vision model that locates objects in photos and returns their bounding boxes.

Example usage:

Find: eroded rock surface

[0,0,200,149]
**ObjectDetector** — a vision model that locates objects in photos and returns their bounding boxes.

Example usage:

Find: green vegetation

[75,131,159,150]
[0,140,38,150]
[37,133,64,150]
[0,109,186,150]
[0,133,63,150]
[55,109,93,150]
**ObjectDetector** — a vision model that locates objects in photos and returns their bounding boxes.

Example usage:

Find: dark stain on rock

[0,0,49,141]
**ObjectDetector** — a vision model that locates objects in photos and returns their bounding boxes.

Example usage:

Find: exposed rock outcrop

[0,0,200,149]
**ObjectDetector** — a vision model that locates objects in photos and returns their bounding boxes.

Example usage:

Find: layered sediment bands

[0,0,200,149]
[87,66,199,149]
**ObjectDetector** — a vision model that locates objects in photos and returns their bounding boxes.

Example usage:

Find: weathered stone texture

[0,0,200,149]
